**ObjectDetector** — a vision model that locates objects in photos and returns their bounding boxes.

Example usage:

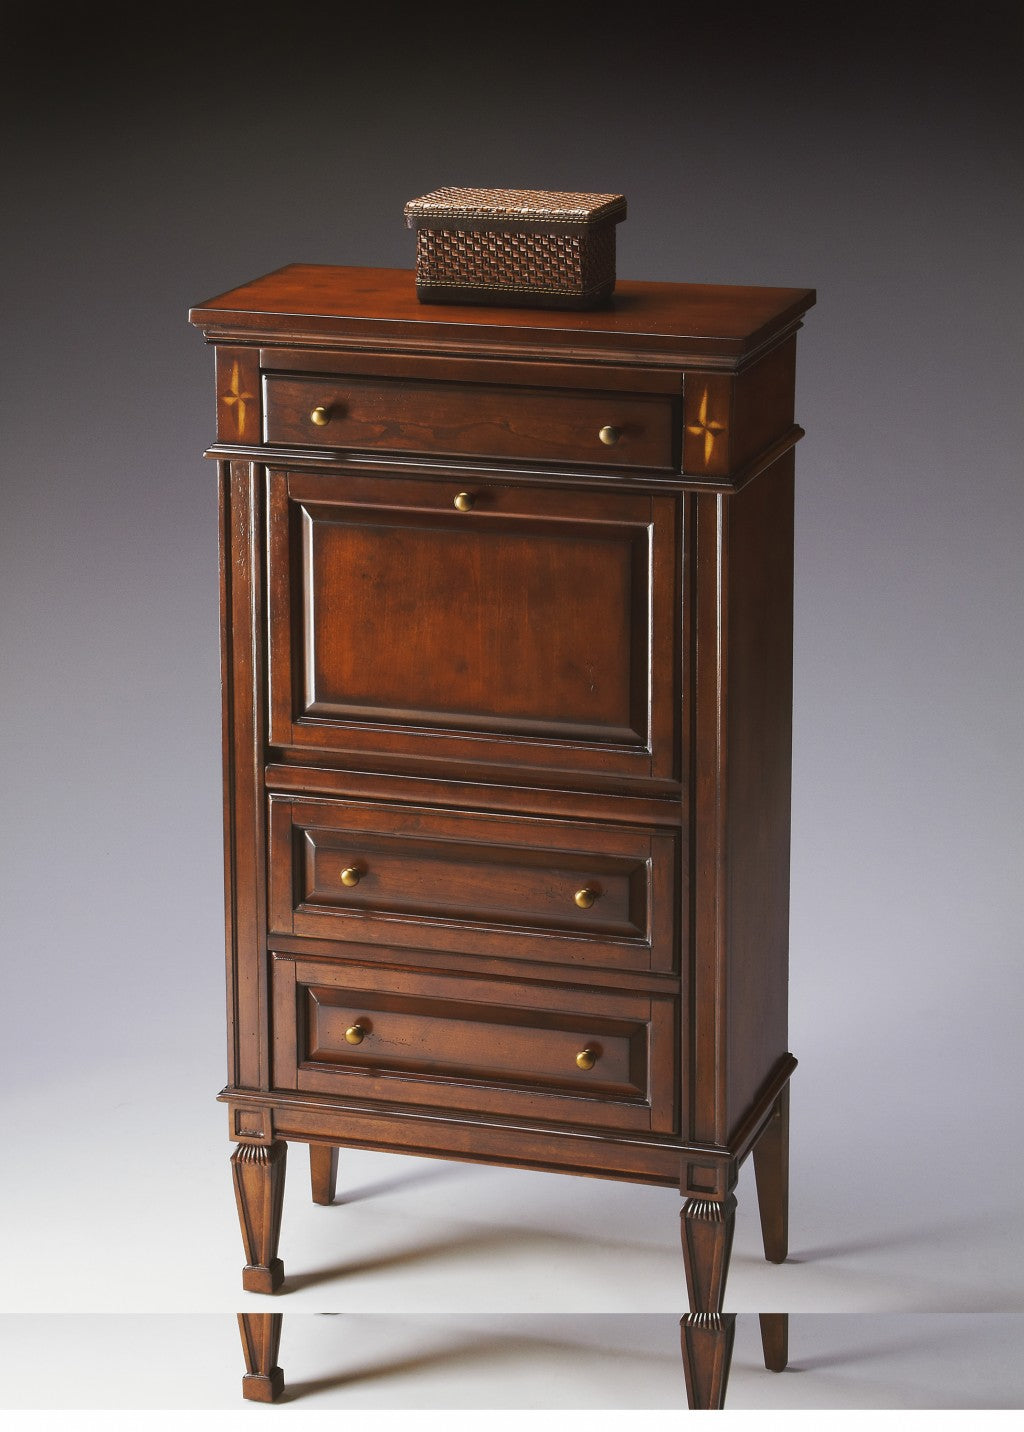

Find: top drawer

[263,372,678,471]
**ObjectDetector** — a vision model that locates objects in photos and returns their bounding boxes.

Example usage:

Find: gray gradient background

[2,0,1022,1408]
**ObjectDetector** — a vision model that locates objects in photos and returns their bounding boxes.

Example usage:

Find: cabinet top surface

[189,264,815,363]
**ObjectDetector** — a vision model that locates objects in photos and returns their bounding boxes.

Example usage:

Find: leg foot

[753,1084,790,1263]
[238,1313,284,1402]
[310,1143,339,1206]
[759,1312,789,1372]
[680,1313,736,1409]
[680,1194,737,1311]
[232,1140,287,1293]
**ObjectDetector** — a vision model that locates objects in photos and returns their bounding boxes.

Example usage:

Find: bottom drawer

[272,954,677,1135]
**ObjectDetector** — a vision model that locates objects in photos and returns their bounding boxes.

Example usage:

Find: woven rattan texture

[406,187,625,223]
[415,227,616,296]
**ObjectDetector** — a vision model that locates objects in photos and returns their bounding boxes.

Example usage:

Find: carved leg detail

[680,1313,736,1410]
[238,1313,285,1402]
[309,1143,339,1206]
[232,1140,287,1293]
[759,1312,789,1372]
[753,1083,790,1264]
[680,1193,737,1312]
[680,1194,737,1408]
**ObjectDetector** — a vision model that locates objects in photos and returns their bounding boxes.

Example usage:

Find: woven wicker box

[404,187,627,309]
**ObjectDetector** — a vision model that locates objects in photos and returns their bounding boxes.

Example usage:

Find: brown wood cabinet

[190,266,815,1409]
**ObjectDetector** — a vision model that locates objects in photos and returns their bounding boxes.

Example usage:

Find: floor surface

[0,1313,1021,1410]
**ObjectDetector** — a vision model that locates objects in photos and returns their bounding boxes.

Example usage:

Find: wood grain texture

[199,264,811,1409]
[309,1144,339,1206]
[231,1141,287,1293]
[267,794,678,975]
[272,954,677,1135]
[753,1083,790,1264]
[680,1313,736,1410]
[216,348,261,444]
[221,1044,790,1190]
[728,335,797,471]
[680,1194,737,1313]
[759,1312,789,1373]
[690,462,795,1147]
[722,455,794,1136]
[264,372,677,470]
[190,264,815,369]
[238,1313,284,1402]
[264,761,684,826]
[259,345,684,393]
[220,461,268,1091]
[683,374,732,478]
[691,490,729,1144]
[262,1091,685,1183]
[266,468,680,781]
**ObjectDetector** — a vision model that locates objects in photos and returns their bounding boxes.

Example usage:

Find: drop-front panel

[190,265,815,1409]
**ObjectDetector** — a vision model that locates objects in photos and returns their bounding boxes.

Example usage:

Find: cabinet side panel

[724,454,794,1135]
[730,336,797,472]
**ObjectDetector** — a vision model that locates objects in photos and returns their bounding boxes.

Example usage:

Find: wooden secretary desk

[189,265,815,1410]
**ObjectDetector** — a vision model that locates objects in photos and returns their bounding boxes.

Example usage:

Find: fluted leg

[680,1313,736,1409]
[232,1140,287,1293]
[309,1143,339,1206]
[759,1312,788,1372]
[753,1084,790,1264]
[238,1313,284,1402]
[680,1194,737,1311]
[679,1194,737,1408]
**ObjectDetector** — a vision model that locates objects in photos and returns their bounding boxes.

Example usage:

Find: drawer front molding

[267,468,680,781]
[271,954,678,1135]
[264,371,678,471]
[268,794,680,974]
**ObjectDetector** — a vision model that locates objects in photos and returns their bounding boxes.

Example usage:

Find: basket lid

[405,187,627,229]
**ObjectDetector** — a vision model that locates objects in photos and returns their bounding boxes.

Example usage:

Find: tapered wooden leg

[232,1140,287,1293]
[680,1314,736,1409]
[680,1194,737,1312]
[680,1194,737,1408]
[309,1143,339,1206]
[752,1084,790,1264]
[238,1313,284,1402]
[759,1312,789,1372]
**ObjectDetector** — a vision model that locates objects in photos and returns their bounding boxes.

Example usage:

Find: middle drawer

[268,795,679,974]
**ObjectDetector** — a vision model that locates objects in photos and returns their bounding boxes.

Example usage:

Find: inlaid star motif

[686,388,727,465]
[221,360,256,437]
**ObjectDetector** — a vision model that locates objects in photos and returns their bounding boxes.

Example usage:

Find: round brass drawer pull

[453,491,475,511]
[576,1047,597,1071]
[345,1024,366,1045]
[310,405,332,426]
[340,867,362,887]
[598,425,621,446]
[574,887,598,909]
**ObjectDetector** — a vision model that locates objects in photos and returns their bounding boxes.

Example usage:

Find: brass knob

[345,1024,366,1045]
[453,491,474,511]
[310,405,331,426]
[340,867,361,887]
[598,425,621,446]
[574,887,598,909]
[576,1047,597,1071]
